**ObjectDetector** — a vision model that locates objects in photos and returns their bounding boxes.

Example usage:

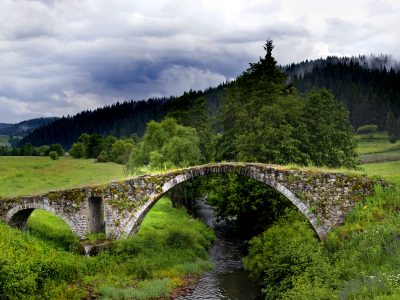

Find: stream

[177,200,263,300]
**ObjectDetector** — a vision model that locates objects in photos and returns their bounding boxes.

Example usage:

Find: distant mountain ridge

[284,54,400,78]
[0,123,12,130]
[20,85,225,148]
[286,55,400,129]
[20,54,400,148]
[0,117,58,137]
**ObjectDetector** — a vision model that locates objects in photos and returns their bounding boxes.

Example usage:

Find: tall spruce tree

[219,40,358,168]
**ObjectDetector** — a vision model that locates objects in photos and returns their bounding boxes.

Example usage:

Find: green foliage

[110,139,135,164]
[48,144,65,156]
[69,142,85,158]
[357,124,379,135]
[303,89,358,168]
[0,198,214,299]
[242,160,400,300]
[48,151,59,160]
[244,209,337,299]
[167,95,219,162]
[99,278,173,300]
[219,41,358,168]
[27,210,78,251]
[135,118,202,169]
[205,174,291,237]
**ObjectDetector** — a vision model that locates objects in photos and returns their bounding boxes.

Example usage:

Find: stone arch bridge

[0,163,377,240]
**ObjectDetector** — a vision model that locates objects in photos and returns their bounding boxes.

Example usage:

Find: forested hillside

[21,86,225,148]
[0,123,11,130]
[0,117,58,137]
[21,54,400,149]
[286,56,400,129]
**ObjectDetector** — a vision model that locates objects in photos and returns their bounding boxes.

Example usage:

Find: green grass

[27,210,78,251]
[0,135,9,146]
[356,132,400,155]
[361,161,400,184]
[0,197,214,299]
[0,156,125,198]
[357,132,400,163]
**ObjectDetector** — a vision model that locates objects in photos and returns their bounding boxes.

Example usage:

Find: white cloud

[0,0,399,122]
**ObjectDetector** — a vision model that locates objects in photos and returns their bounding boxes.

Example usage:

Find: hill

[0,117,58,137]
[21,85,225,149]
[0,123,12,130]
[286,55,400,129]
[21,54,400,149]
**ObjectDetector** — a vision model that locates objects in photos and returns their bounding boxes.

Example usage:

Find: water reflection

[178,200,262,300]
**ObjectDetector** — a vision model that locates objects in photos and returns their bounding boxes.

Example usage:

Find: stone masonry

[0,163,378,240]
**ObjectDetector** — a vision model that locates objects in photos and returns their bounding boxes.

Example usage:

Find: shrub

[49,151,59,160]
[356,124,378,135]
[244,209,338,299]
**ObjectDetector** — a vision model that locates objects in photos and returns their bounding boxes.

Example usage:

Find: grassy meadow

[0,156,125,198]
[357,132,400,164]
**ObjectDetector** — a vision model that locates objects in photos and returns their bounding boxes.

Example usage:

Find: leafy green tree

[220,40,358,168]
[69,142,85,158]
[48,144,64,156]
[206,174,291,238]
[19,143,36,156]
[160,135,201,167]
[38,145,50,156]
[303,89,358,168]
[219,40,291,162]
[136,118,202,169]
[110,140,135,164]
[167,96,218,162]
[101,135,118,161]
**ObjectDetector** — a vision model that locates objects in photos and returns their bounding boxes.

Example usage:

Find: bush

[356,124,378,135]
[69,142,85,158]
[49,151,59,160]
[244,209,338,299]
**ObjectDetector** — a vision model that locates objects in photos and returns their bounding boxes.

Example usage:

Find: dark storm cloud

[0,0,399,123]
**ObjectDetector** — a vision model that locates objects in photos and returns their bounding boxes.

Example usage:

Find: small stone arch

[121,166,327,240]
[5,202,80,237]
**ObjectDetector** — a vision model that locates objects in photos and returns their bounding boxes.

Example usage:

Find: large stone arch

[5,202,80,237]
[121,166,327,240]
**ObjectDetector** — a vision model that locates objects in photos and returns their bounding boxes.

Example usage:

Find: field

[0,135,9,146]
[357,132,400,163]
[0,156,125,198]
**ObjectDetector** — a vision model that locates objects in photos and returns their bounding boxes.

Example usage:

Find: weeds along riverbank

[0,197,214,299]
[242,161,400,299]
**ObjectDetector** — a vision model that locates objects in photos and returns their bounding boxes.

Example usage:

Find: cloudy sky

[1,0,399,123]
